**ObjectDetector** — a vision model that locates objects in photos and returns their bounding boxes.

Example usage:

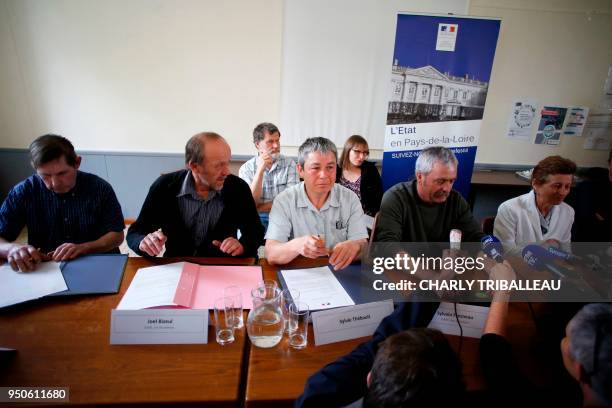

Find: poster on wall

[562,106,589,137]
[506,99,539,141]
[382,14,501,197]
[583,108,612,151]
[534,106,567,146]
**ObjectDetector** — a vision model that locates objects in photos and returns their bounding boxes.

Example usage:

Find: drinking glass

[281,288,300,333]
[214,297,235,345]
[288,301,309,349]
[223,285,244,329]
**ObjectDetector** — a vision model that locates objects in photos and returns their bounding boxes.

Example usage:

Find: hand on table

[329,240,361,271]
[296,235,329,259]
[212,237,244,257]
[49,242,90,262]
[139,230,167,256]
[6,244,49,272]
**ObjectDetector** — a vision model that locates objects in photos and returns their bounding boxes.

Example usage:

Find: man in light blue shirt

[265,137,368,270]
[238,123,299,229]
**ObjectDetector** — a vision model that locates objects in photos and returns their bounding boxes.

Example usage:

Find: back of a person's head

[568,303,612,407]
[363,328,464,408]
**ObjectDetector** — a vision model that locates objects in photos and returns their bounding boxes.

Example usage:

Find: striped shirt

[0,171,125,252]
[238,154,299,204]
[176,172,224,248]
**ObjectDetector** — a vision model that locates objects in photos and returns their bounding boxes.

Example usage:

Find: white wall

[471,0,612,166]
[0,0,610,167]
[279,0,468,153]
[0,0,282,154]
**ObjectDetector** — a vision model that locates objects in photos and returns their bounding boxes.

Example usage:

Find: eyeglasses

[351,148,369,157]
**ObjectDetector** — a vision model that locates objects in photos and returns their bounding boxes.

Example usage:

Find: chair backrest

[365,212,381,259]
[481,215,495,236]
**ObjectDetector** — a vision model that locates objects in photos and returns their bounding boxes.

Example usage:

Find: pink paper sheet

[174,263,262,309]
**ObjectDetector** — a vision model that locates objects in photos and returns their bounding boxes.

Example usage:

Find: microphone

[450,229,461,251]
[481,235,504,263]
[547,246,582,262]
[522,245,579,279]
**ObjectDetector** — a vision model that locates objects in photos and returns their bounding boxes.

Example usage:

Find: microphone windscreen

[522,244,549,269]
[481,235,504,262]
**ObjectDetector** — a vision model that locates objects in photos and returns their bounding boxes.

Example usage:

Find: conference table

[0,257,255,407]
[1,256,552,407]
[244,257,552,407]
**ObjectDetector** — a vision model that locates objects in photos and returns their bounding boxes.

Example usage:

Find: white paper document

[280,266,355,311]
[116,262,184,310]
[427,302,489,338]
[0,261,67,308]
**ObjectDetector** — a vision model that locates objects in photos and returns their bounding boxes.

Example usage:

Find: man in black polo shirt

[127,132,264,258]
[0,134,125,272]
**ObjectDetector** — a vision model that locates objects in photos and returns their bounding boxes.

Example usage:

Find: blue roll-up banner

[382,14,501,198]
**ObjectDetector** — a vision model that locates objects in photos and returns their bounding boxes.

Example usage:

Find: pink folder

[173,263,262,309]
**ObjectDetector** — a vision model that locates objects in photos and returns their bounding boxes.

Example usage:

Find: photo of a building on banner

[387,62,489,124]
[381,14,501,196]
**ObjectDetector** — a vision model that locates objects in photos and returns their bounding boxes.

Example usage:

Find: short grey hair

[567,303,612,405]
[297,137,337,167]
[253,122,280,144]
[415,146,458,174]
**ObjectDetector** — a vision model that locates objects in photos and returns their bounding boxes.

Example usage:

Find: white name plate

[110,309,208,344]
[312,300,394,346]
[427,302,489,338]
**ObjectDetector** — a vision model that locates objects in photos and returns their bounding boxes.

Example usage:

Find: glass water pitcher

[246,282,283,348]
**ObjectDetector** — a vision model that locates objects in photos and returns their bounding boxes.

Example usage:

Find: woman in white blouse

[494,156,576,248]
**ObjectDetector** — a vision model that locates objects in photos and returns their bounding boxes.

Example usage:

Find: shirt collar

[70,171,82,195]
[49,171,82,198]
[297,182,339,211]
[268,160,278,173]
[177,172,218,201]
[532,190,555,221]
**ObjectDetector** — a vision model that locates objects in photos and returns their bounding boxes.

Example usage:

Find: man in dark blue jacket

[295,301,439,407]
